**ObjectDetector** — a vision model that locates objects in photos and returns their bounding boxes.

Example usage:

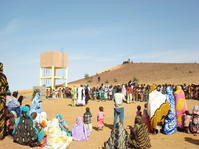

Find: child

[31,112,39,129]
[97,106,104,130]
[183,111,192,133]
[136,105,142,117]
[142,103,151,132]
[83,107,92,132]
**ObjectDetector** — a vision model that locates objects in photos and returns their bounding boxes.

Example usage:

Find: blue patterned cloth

[31,93,41,114]
[163,86,177,134]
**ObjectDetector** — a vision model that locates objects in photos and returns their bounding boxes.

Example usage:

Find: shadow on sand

[184,137,199,145]
[104,123,114,130]
[92,126,99,131]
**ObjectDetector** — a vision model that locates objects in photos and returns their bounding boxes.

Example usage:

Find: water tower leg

[40,67,42,86]
[65,67,68,87]
[51,66,55,89]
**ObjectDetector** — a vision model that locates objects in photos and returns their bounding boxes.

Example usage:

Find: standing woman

[31,89,42,114]
[162,86,177,134]
[174,86,188,130]
[0,62,9,140]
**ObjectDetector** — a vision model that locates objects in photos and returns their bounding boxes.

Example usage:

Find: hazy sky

[0,0,199,90]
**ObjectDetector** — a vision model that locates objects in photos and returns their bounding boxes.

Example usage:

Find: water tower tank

[40,51,69,89]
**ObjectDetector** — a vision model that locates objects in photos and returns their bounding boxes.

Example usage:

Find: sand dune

[68,63,199,87]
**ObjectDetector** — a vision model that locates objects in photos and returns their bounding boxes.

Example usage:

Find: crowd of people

[0,61,199,149]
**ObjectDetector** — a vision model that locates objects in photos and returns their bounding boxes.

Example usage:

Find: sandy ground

[0,98,198,149]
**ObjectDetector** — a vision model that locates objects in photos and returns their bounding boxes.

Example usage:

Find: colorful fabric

[44,118,72,149]
[142,109,151,132]
[0,71,8,139]
[147,90,170,129]
[129,116,151,149]
[6,95,12,106]
[149,84,157,93]
[31,93,41,114]
[56,114,71,136]
[190,105,199,134]
[7,97,20,108]
[104,122,128,149]
[77,87,85,105]
[13,106,40,147]
[97,112,104,128]
[184,114,192,127]
[5,110,16,135]
[174,86,188,128]
[83,111,92,124]
[163,86,177,134]
[0,63,3,72]
[72,117,90,141]
[39,112,47,124]
[192,105,199,115]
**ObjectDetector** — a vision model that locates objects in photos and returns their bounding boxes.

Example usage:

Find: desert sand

[0,98,198,149]
[69,63,199,87]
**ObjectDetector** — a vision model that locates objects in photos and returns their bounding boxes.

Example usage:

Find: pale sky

[0,0,199,90]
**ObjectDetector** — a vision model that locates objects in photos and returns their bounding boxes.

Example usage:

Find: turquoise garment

[56,114,71,136]
[13,106,31,134]
[12,106,44,142]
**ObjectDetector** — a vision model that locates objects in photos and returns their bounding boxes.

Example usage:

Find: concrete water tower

[40,51,68,89]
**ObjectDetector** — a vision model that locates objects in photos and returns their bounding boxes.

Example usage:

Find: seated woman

[44,118,72,149]
[189,105,199,135]
[104,122,128,149]
[38,112,48,148]
[5,110,17,136]
[7,91,21,117]
[56,114,72,136]
[12,106,44,147]
[128,116,151,149]
[72,117,90,141]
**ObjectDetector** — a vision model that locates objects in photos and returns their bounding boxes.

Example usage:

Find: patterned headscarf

[0,62,3,72]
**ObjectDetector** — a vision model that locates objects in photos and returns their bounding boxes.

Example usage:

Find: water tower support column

[40,67,43,86]
[65,67,68,87]
[51,66,55,89]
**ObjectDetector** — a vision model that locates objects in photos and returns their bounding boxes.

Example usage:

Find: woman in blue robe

[31,90,41,114]
[162,86,177,134]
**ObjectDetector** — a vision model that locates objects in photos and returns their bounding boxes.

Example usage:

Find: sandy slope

[0,98,198,149]
[68,63,199,87]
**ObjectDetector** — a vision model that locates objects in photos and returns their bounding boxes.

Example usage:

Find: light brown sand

[0,98,198,149]
[69,63,199,87]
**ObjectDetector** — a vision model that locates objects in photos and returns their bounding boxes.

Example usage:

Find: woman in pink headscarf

[174,86,188,129]
[72,117,90,141]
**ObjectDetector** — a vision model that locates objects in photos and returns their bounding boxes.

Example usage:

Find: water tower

[40,51,68,89]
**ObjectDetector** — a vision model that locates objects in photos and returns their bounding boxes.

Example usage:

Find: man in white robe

[77,85,85,106]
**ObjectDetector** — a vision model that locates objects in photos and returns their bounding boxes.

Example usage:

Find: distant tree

[87,77,93,82]
[105,80,109,84]
[188,70,193,74]
[84,74,89,80]
[113,78,118,83]
[133,77,139,83]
